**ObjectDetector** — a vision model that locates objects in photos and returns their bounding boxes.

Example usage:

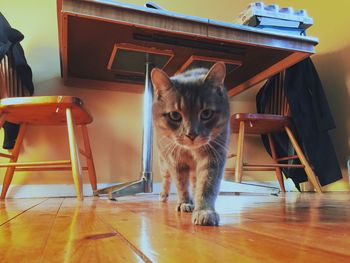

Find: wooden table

[56,0,318,198]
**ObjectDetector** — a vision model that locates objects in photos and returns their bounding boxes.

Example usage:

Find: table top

[57,0,318,96]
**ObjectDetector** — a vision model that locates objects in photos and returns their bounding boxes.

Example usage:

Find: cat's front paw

[159,192,169,202]
[176,202,194,213]
[192,209,220,226]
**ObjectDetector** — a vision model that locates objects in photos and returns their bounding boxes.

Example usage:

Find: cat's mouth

[178,136,209,149]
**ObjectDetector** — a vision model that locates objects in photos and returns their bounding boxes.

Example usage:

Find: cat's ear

[151,68,172,96]
[204,62,226,86]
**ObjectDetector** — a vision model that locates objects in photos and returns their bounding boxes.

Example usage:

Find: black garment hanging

[256,58,342,189]
[0,12,34,149]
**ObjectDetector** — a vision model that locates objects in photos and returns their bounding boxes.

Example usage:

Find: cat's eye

[168,111,182,122]
[200,109,214,120]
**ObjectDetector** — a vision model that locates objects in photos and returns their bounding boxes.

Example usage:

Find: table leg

[140,60,154,193]
[96,60,154,199]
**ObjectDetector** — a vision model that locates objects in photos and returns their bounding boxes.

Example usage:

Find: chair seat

[0,96,92,125]
[231,113,292,134]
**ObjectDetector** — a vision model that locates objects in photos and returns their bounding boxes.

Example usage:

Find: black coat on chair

[0,12,34,149]
[256,58,342,189]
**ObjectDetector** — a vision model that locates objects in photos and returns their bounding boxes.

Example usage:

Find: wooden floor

[1,192,350,262]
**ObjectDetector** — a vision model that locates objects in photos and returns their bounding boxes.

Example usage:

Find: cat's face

[151,63,230,150]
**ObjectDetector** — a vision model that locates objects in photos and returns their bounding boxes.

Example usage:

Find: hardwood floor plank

[0,198,47,225]
[0,198,63,262]
[40,198,145,263]
[106,193,350,262]
[0,198,47,226]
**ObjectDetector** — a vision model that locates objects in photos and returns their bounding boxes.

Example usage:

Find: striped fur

[151,63,230,226]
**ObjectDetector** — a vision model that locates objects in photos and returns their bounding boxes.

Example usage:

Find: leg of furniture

[0,123,27,199]
[284,126,322,193]
[140,59,153,194]
[81,124,97,195]
[267,133,286,192]
[0,114,6,128]
[96,60,154,199]
[66,108,84,200]
[235,121,245,183]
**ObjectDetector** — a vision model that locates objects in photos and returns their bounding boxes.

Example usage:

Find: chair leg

[235,121,245,183]
[1,123,27,199]
[284,126,322,193]
[267,133,285,192]
[66,108,83,200]
[81,125,97,194]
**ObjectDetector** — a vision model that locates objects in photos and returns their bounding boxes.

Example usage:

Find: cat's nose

[186,133,198,141]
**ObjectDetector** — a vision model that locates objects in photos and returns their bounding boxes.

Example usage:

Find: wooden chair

[0,54,97,200]
[228,71,322,193]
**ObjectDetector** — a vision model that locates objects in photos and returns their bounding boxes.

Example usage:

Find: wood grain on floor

[0,192,349,262]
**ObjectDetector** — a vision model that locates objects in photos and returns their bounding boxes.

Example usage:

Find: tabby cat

[151,62,230,226]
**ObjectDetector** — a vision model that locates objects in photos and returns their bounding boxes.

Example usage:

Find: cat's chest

[162,146,198,167]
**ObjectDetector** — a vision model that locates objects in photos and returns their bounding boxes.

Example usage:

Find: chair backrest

[0,54,29,99]
[263,70,290,116]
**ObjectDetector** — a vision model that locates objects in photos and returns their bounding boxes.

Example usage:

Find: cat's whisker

[211,138,230,154]
[158,135,170,144]
[203,145,210,161]
[158,141,173,153]
[158,137,173,153]
[161,139,173,148]
[204,144,218,164]
[164,141,177,158]
[210,139,229,152]
[169,142,177,154]
[203,145,212,162]
[161,141,175,155]
[213,136,229,145]
[208,143,225,165]
[169,142,178,160]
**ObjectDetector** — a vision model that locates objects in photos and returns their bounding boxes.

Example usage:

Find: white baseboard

[0,180,297,199]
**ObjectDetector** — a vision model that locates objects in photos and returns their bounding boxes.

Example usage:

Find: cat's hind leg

[160,170,171,202]
[190,170,196,201]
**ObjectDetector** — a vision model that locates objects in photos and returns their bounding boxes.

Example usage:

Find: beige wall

[0,0,349,190]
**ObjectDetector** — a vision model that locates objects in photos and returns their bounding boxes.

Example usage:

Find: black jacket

[256,58,342,189]
[0,12,34,149]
